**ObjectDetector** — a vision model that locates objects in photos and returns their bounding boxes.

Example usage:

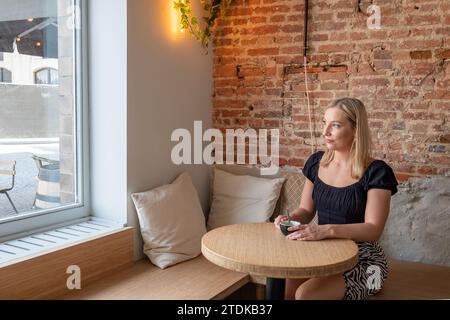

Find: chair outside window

[32,155,60,210]
[0,160,18,214]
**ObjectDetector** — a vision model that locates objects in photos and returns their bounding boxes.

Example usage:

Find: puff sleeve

[302,151,324,183]
[365,161,399,196]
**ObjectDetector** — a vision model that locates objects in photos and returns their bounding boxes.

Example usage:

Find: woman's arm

[288,189,392,242]
[290,179,316,224]
[275,178,316,229]
[329,189,391,242]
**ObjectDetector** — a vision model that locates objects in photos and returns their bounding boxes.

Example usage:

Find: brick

[280,25,304,33]
[428,145,446,153]
[351,78,390,87]
[247,48,279,56]
[410,50,432,59]
[250,16,267,24]
[405,15,441,26]
[417,166,436,175]
[395,173,417,182]
[214,65,237,77]
[400,39,442,49]
[250,25,279,35]
[350,32,368,41]
[429,156,450,166]
[280,46,303,54]
[318,44,354,53]
[254,5,290,14]
[287,158,305,167]
[221,110,250,118]
[320,82,348,90]
[311,34,329,41]
[318,71,348,81]
[270,15,285,22]
[372,60,393,70]
[228,7,253,16]
[424,90,450,100]
[214,47,244,56]
[436,49,450,59]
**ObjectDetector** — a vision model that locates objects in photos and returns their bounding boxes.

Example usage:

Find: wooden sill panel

[62,255,249,300]
[0,227,134,300]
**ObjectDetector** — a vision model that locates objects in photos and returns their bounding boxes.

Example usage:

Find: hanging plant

[173,0,233,50]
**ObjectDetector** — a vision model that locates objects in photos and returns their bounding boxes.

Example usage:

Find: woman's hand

[274,215,290,230]
[286,224,330,241]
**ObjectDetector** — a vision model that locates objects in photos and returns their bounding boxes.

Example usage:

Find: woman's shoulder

[366,158,394,173]
[302,151,325,183]
[363,158,398,195]
[308,150,325,163]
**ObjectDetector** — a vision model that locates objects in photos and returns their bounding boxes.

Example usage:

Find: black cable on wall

[304,0,309,57]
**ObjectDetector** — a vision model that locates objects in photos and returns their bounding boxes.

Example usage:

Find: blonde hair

[321,98,373,179]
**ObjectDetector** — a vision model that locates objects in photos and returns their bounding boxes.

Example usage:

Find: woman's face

[322,107,356,151]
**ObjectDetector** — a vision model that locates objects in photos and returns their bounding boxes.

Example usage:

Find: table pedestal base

[266,278,285,300]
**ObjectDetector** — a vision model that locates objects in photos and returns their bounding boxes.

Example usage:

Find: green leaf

[173,0,233,50]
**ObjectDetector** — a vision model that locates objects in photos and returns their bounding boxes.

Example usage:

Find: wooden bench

[62,254,450,300]
[248,260,450,300]
[63,255,249,300]
[370,259,450,300]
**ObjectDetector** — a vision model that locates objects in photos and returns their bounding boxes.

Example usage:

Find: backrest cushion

[207,168,285,229]
[131,172,206,269]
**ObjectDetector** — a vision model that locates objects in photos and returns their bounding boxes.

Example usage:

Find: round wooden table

[201,223,359,299]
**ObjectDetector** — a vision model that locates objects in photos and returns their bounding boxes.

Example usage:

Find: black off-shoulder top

[302,151,399,225]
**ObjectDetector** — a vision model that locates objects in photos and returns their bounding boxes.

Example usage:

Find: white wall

[88,0,128,225]
[89,0,213,260]
[127,0,213,260]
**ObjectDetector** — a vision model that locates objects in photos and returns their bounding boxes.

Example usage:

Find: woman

[275,98,398,300]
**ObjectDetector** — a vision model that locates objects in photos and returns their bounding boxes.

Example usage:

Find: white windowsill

[0,217,125,266]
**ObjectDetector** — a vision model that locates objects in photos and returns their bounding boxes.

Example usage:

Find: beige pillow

[131,172,206,269]
[208,168,285,229]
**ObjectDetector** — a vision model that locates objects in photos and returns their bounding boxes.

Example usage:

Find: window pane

[0,0,80,220]
[49,68,58,84]
[34,68,58,85]
[35,68,48,84]
[0,68,12,83]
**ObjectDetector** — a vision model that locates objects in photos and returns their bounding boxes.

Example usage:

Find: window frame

[0,0,90,242]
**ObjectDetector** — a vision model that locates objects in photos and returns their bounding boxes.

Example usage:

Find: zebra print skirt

[342,241,388,300]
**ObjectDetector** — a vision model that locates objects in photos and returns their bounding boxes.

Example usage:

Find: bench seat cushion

[63,256,249,300]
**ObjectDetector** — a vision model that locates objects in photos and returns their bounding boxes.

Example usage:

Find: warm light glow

[170,0,185,39]
[27,18,34,22]
[16,37,21,42]
[36,41,42,47]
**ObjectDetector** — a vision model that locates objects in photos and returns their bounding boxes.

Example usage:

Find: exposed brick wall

[212,0,450,180]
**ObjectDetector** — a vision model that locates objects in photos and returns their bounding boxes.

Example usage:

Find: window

[0,68,12,83]
[34,68,58,85]
[0,0,88,240]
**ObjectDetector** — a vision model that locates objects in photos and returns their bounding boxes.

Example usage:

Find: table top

[201,223,359,279]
